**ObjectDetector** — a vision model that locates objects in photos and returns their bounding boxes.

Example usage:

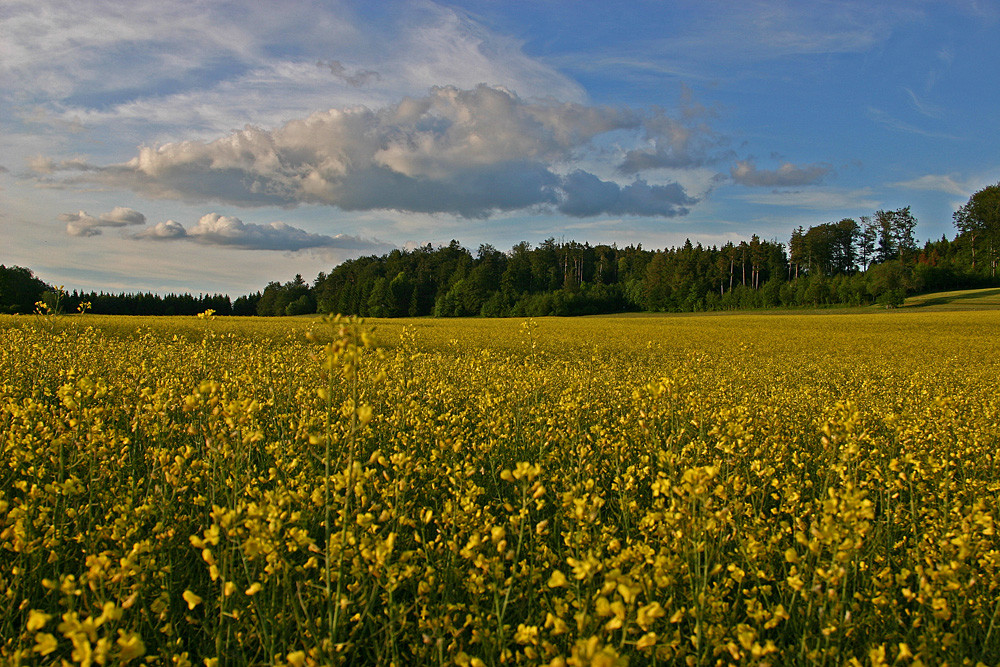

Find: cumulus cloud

[618,90,727,173]
[618,128,722,172]
[45,85,709,219]
[133,213,383,252]
[137,219,187,239]
[730,160,831,187]
[558,171,698,218]
[59,206,146,236]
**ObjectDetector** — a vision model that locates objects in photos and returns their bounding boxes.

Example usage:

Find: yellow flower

[547,570,567,588]
[116,631,146,662]
[357,404,373,425]
[97,601,121,624]
[33,632,58,656]
[71,635,93,665]
[514,624,539,645]
[736,624,756,650]
[183,590,203,610]
[27,610,52,631]
[868,644,888,667]
[636,602,665,630]
[545,612,569,635]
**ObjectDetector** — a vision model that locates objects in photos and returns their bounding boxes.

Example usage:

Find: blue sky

[2,0,998,295]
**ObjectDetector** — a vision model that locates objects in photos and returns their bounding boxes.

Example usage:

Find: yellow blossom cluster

[1,310,999,665]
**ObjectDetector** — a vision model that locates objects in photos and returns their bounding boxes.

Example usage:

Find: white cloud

[133,213,385,252]
[45,85,706,219]
[393,2,583,99]
[59,206,146,236]
[2,0,584,143]
[730,160,831,187]
[138,219,187,239]
[891,174,972,196]
[1,0,266,100]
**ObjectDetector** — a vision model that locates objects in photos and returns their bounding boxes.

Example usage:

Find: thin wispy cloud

[548,1,907,86]
[736,187,880,211]
[3,0,585,141]
[659,1,901,65]
[317,60,382,87]
[891,174,973,197]
[2,0,269,101]
[866,107,961,140]
[903,87,944,119]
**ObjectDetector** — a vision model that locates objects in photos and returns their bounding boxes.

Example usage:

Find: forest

[3,185,999,317]
[242,189,1000,317]
[0,268,233,317]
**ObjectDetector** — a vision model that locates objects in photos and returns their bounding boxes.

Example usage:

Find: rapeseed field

[1,311,998,666]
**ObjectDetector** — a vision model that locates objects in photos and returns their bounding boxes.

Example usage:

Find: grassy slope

[903,287,1000,310]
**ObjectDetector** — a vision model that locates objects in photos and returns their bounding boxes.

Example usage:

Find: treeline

[248,223,988,318]
[4,185,998,317]
[0,266,233,316]
[246,194,1000,317]
[248,188,1000,316]
[64,291,234,316]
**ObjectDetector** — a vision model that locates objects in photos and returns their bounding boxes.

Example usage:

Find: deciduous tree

[954,183,1000,276]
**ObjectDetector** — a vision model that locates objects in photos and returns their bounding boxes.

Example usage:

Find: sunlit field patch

[2,311,998,666]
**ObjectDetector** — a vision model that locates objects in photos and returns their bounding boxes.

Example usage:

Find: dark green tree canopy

[954,183,1000,275]
[0,265,51,314]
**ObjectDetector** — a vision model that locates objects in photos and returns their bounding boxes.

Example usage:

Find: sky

[2,0,999,295]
